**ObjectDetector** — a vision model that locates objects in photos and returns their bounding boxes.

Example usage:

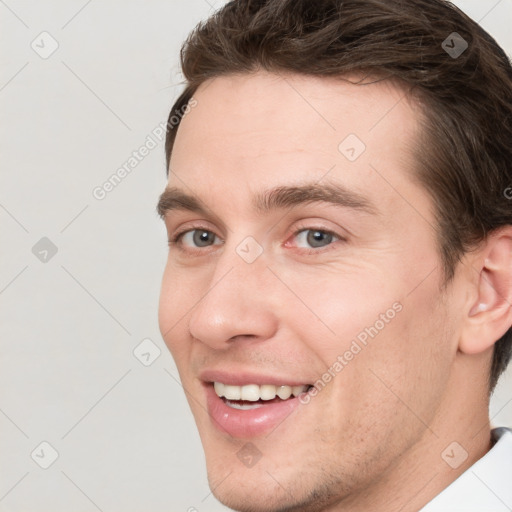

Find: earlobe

[459,229,512,355]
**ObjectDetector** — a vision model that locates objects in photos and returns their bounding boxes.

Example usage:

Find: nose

[188,247,279,349]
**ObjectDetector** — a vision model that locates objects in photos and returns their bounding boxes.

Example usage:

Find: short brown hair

[164,0,512,390]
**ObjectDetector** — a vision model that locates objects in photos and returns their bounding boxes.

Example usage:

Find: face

[158,72,463,511]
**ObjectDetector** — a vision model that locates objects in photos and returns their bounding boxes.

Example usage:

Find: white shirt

[420,427,512,511]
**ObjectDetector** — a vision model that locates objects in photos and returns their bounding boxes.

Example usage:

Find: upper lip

[199,369,311,387]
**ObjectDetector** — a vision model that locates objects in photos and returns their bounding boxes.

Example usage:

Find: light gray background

[1,1,511,511]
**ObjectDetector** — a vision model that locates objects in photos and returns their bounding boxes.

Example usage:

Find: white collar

[420,427,512,511]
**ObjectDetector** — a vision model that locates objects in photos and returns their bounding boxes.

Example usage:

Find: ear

[459,227,512,355]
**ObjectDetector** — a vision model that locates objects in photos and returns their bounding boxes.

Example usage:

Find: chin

[202,443,346,512]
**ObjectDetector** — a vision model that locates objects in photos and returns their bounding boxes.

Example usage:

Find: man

[157,0,512,510]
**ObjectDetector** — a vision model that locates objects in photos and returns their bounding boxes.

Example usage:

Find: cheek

[158,262,197,357]
[340,277,455,429]
[158,265,174,340]
[284,261,452,406]
[279,265,405,363]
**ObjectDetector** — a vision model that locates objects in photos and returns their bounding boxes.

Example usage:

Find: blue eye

[169,226,342,254]
[294,229,340,249]
[178,229,221,248]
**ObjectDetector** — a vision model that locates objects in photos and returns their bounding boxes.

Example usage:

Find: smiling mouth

[213,382,312,409]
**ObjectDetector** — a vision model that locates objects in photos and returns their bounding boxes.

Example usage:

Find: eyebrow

[254,182,378,215]
[157,182,378,219]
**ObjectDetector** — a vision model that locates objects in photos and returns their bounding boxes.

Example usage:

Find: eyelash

[168,223,344,256]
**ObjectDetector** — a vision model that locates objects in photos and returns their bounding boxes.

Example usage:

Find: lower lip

[205,384,303,438]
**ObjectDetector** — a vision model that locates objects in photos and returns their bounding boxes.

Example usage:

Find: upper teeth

[213,382,308,401]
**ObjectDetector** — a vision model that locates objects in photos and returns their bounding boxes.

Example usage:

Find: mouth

[202,377,314,438]
[214,382,310,410]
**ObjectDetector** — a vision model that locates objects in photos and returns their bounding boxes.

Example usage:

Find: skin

[158,71,512,512]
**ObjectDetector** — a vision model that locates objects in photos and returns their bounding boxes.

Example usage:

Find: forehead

[168,71,426,218]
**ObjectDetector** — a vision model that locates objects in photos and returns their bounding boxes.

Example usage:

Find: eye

[172,228,222,249]
[293,228,341,249]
